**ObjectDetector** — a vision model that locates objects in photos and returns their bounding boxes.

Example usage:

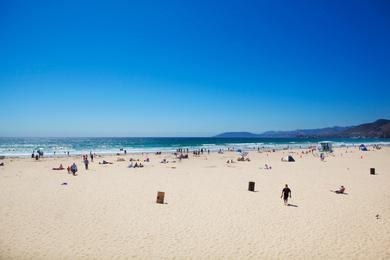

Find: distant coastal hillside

[214,119,390,138]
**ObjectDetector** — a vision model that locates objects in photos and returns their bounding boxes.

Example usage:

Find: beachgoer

[99,160,113,165]
[67,166,71,174]
[0,162,4,166]
[52,164,64,170]
[84,158,89,170]
[334,185,346,194]
[281,184,291,205]
[70,163,78,176]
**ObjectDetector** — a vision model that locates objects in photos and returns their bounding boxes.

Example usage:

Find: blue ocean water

[0,137,389,157]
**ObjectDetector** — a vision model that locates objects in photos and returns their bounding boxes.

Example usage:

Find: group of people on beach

[176,148,189,153]
[31,150,44,160]
[193,149,210,155]
[52,163,77,175]
[128,162,144,168]
[45,147,349,203]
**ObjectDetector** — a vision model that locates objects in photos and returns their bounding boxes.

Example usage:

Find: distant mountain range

[214,119,390,138]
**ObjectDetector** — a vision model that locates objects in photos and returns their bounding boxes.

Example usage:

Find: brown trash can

[248,182,255,192]
[370,168,375,175]
[156,191,165,204]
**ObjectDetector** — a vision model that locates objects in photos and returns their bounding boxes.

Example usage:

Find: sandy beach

[0,146,389,259]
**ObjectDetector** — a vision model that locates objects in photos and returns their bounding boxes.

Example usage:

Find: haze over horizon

[1,0,390,137]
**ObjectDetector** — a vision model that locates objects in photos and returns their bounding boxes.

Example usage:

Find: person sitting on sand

[128,162,133,168]
[99,160,113,165]
[0,162,4,166]
[52,164,64,170]
[333,185,346,194]
[161,159,168,164]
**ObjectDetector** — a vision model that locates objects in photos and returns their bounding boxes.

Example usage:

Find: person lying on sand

[52,164,65,170]
[161,159,168,164]
[331,185,346,194]
[99,160,113,165]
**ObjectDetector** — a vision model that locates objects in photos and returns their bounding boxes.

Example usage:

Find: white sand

[0,147,389,259]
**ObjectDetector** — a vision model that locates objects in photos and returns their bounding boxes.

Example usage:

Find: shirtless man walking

[281,184,291,205]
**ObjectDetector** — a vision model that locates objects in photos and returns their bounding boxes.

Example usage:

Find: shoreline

[1,141,389,159]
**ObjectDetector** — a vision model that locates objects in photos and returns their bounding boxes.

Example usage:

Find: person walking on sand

[281,184,291,205]
[84,157,89,170]
[70,163,78,176]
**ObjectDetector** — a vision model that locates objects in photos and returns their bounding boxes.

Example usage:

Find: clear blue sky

[1,0,389,137]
